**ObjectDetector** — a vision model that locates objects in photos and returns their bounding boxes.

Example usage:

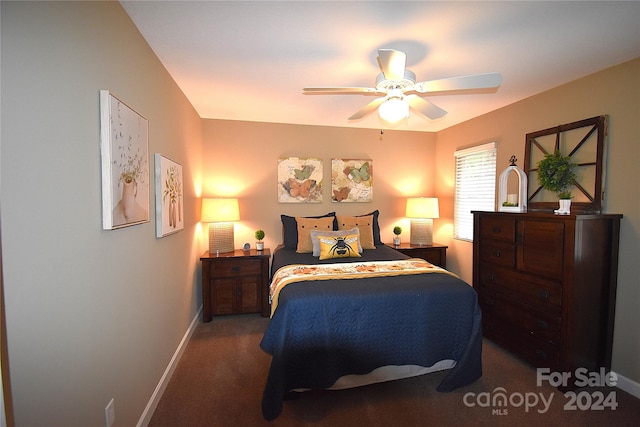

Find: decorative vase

[555,199,571,215]
[256,241,264,251]
[393,236,401,246]
[121,179,137,220]
[169,200,176,227]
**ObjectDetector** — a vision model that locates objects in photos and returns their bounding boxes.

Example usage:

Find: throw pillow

[318,233,362,260]
[296,216,335,253]
[337,214,375,249]
[310,227,362,256]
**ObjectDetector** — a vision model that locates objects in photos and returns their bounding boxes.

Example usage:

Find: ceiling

[121,1,640,132]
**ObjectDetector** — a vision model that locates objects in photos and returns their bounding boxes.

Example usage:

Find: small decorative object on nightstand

[255,229,265,251]
[200,248,270,321]
[392,226,402,246]
[389,242,447,268]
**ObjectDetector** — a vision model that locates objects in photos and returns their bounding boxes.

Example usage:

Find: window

[454,142,497,241]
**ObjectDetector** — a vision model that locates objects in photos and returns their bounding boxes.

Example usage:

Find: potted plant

[536,151,577,214]
[255,229,265,251]
[393,226,402,246]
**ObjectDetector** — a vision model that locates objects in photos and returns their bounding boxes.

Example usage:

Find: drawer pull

[232,266,241,273]
[492,226,502,233]
[538,290,550,299]
[493,251,501,258]
[536,320,549,329]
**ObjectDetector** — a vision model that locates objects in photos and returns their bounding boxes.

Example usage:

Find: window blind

[454,142,497,241]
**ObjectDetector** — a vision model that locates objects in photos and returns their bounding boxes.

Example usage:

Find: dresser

[200,249,271,321]
[472,211,621,376]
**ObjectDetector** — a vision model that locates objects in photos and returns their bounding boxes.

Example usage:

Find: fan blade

[348,97,387,120]
[414,73,503,93]
[406,95,447,119]
[303,86,380,94]
[378,49,406,81]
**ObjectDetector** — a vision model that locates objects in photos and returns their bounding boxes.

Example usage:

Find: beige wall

[1,2,203,426]
[1,2,638,426]
[202,120,437,252]
[436,58,640,384]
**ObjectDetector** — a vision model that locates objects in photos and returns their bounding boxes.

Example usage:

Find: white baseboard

[613,371,640,400]
[137,306,203,427]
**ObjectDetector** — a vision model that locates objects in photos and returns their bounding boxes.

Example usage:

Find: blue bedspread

[260,246,482,420]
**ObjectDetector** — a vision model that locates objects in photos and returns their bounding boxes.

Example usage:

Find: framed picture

[331,159,373,202]
[155,154,184,237]
[277,157,323,203]
[100,90,150,229]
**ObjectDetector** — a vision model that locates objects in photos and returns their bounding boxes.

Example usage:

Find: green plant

[536,151,577,198]
[255,229,265,241]
[393,226,402,236]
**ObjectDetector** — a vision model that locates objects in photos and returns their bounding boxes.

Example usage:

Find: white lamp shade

[378,97,409,123]
[201,198,240,223]
[406,197,439,219]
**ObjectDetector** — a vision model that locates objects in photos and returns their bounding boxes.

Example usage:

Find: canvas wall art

[155,154,184,237]
[100,90,150,229]
[331,159,373,203]
[277,157,323,203]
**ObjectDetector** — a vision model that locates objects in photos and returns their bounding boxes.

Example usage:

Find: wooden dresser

[472,211,621,375]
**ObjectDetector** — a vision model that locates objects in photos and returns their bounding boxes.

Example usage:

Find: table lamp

[406,197,439,246]
[201,198,240,254]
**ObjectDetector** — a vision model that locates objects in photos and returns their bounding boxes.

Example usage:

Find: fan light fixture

[378,96,409,123]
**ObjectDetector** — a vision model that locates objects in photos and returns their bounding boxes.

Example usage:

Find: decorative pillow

[337,215,375,249]
[295,216,335,253]
[281,212,337,249]
[360,210,382,246]
[310,227,362,256]
[318,233,362,260]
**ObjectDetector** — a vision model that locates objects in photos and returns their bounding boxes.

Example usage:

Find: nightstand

[200,249,270,321]
[389,242,448,268]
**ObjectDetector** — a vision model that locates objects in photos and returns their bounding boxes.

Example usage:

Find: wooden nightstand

[389,242,448,268]
[200,249,270,321]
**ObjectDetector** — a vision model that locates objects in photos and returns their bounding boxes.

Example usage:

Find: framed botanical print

[100,90,150,229]
[155,154,184,237]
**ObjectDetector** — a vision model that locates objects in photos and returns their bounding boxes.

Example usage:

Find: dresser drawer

[209,258,262,277]
[483,318,560,370]
[480,293,561,344]
[478,240,515,267]
[479,263,561,313]
[479,215,516,242]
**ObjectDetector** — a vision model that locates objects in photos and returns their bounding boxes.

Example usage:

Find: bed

[260,211,482,420]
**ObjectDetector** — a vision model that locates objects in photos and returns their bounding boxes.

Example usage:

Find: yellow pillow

[337,215,375,249]
[318,233,362,260]
[295,216,335,253]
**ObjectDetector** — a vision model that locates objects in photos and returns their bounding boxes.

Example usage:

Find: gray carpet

[149,314,640,426]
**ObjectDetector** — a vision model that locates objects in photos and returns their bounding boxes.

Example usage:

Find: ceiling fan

[303,49,503,123]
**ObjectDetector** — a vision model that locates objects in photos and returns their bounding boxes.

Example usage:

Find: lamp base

[209,223,235,254]
[410,218,433,246]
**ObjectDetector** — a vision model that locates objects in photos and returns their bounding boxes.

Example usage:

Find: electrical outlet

[105,398,115,427]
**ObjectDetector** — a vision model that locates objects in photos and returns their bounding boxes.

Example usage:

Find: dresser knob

[536,320,549,329]
[232,266,241,273]
[538,290,550,299]
[493,251,501,257]
[492,226,501,233]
